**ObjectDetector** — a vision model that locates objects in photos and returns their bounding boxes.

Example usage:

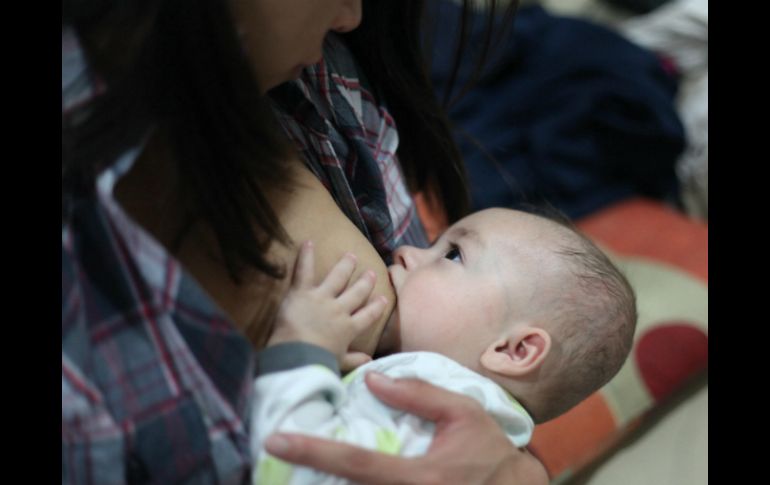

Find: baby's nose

[393,245,422,270]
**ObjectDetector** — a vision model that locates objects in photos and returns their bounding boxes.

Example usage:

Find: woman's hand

[268,241,388,364]
[265,373,549,485]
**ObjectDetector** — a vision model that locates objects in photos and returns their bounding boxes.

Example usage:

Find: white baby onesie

[250,346,534,484]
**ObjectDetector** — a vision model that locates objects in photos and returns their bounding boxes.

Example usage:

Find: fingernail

[265,435,291,455]
[367,372,394,387]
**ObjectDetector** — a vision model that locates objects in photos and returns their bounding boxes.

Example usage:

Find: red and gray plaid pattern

[62,147,256,483]
[63,27,254,484]
[270,34,429,262]
[62,193,255,484]
[62,28,428,484]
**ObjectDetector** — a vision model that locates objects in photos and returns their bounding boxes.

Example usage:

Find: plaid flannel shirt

[62,27,427,484]
[270,34,429,260]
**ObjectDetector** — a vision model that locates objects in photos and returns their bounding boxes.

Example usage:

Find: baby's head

[384,208,636,423]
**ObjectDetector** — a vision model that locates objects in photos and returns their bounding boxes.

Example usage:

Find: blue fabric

[428,2,685,219]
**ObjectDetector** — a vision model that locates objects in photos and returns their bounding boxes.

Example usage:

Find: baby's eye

[444,246,462,263]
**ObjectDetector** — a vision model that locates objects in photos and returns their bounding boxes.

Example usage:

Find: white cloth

[621,0,708,219]
[250,351,534,484]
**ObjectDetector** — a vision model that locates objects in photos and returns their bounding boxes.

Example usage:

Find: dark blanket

[427,2,685,219]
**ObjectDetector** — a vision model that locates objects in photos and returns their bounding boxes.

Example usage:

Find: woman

[62,0,546,482]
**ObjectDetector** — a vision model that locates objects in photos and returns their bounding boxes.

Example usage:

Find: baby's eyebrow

[430,226,484,251]
[451,227,485,249]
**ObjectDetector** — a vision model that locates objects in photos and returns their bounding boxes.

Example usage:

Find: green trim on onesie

[312,364,336,375]
[256,456,293,485]
[503,390,531,418]
[334,425,347,440]
[341,368,360,385]
[375,428,401,455]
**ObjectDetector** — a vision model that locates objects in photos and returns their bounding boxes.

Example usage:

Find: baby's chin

[374,308,400,358]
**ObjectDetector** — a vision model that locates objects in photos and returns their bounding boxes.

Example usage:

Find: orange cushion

[576,198,707,282]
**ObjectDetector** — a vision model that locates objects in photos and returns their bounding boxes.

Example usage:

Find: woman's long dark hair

[62,0,517,283]
[63,0,294,281]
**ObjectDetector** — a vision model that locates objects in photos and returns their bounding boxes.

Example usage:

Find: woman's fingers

[363,373,477,423]
[266,375,549,485]
[265,434,417,485]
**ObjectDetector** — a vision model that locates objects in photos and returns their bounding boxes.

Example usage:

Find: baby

[250,208,637,484]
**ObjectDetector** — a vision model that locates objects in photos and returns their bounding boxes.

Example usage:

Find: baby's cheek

[397,285,458,351]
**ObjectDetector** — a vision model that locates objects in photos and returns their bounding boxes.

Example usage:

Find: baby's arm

[268,240,388,364]
[251,243,399,483]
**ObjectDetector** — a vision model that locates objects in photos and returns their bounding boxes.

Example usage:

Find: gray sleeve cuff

[255,342,340,377]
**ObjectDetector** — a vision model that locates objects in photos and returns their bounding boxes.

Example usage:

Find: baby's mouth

[386,264,401,291]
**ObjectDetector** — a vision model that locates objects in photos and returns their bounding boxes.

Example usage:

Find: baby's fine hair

[524,209,637,423]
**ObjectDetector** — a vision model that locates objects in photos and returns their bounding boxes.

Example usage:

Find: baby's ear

[480,325,551,378]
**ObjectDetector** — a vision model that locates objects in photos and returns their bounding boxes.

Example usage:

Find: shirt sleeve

[63,206,255,483]
[255,342,340,377]
[62,228,128,484]
[250,347,419,485]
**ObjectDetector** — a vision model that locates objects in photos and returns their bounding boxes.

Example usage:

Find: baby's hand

[269,241,387,364]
